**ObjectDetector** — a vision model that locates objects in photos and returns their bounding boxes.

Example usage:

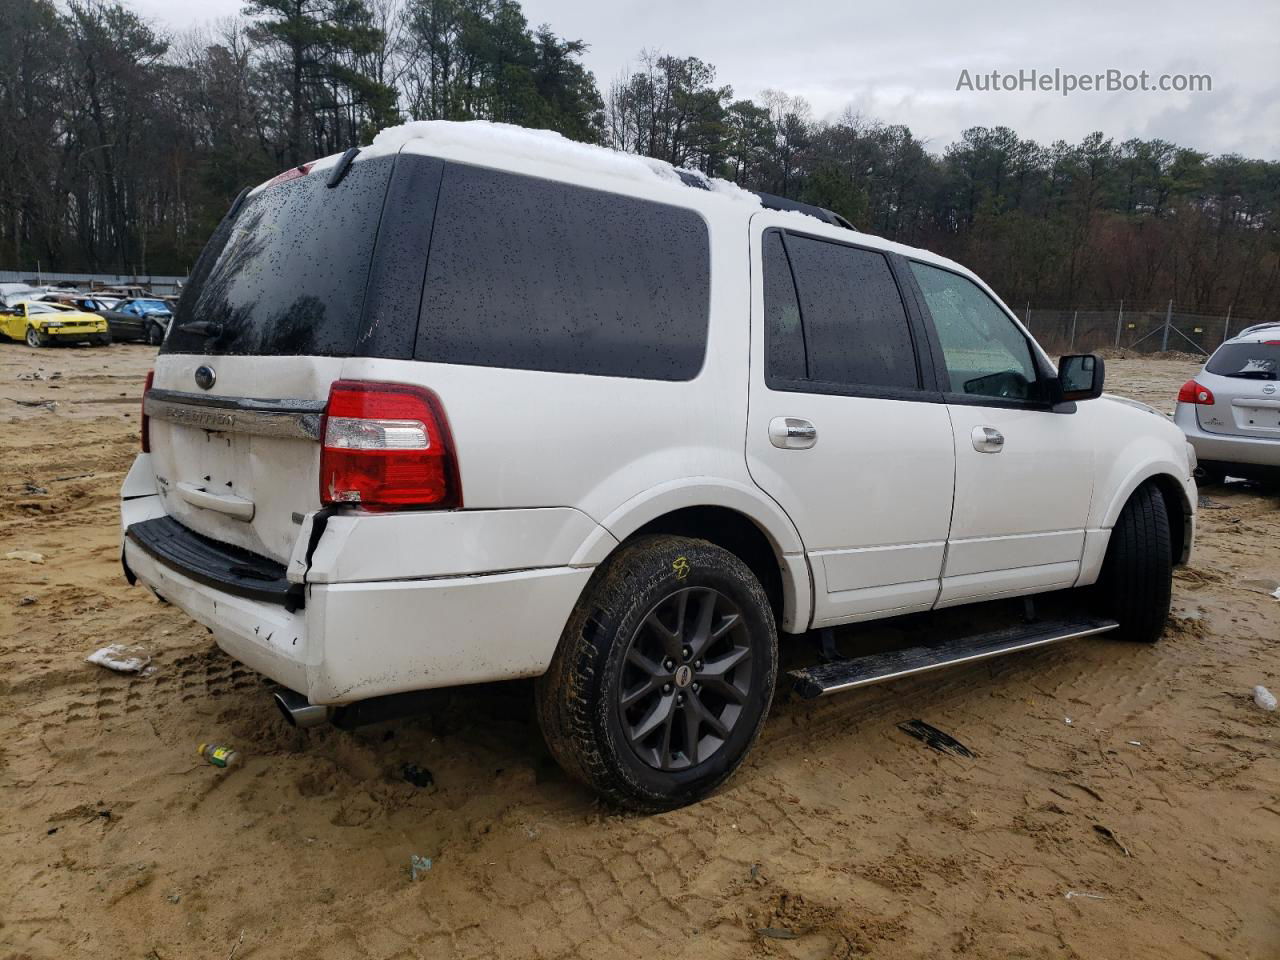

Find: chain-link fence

[1021,301,1263,358]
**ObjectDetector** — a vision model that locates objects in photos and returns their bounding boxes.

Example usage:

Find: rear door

[148,148,432,564]
[1196,341,1280,439]
[745,220,956,627]
[903,260,1096,605]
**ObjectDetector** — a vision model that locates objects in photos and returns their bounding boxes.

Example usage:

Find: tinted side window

[416,164,710,380]
[783,235,919,391]
[762,231,805,381]
[909,261,1037,401]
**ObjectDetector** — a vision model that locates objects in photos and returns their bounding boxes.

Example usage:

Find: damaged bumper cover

[120,455,603,705]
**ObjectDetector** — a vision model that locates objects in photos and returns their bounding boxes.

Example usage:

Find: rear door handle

[769,417,817,449]
[971,426,1004,453]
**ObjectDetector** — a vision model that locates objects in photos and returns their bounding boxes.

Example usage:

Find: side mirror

[1058,354,1105,402]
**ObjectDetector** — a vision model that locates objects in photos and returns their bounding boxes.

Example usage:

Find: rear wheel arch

[624,506,789,628]
[586,482,812,633]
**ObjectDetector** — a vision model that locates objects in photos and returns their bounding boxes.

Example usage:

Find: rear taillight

[141,370,155,452]
[1177,380,1215,405]
[320,380,461,509]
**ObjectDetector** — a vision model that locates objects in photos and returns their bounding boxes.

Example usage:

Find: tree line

[2,0,1277,320]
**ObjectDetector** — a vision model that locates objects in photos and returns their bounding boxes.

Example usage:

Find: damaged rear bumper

[120,455,599,705]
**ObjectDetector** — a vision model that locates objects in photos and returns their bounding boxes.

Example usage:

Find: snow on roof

[370,120,760,208]
[370,122,975,275]
[333,121,966,275]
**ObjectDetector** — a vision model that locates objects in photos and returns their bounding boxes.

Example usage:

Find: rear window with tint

[1206,342,1279,380]
[163,156,394,357]
[415,164,711,380]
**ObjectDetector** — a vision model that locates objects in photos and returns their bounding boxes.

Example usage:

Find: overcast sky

[129,0,1280,158]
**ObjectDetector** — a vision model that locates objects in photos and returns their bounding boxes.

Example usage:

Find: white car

[1174,323,1280,483]
[120,121,1196,810]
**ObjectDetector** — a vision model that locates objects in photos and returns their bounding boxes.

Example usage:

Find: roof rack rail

[752,191,855,230]
[673,169,711,190]
[668,166,854,230]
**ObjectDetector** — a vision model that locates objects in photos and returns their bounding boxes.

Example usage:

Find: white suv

[120,121,1195,810]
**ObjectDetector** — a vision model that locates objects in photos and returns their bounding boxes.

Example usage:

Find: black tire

[146,322,164,346]
[95,333,113,346]
[25,326,46,348]
[536,535,778,812]
[1096,482,1173,643]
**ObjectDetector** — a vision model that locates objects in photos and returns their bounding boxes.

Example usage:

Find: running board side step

[788,616,1120,699]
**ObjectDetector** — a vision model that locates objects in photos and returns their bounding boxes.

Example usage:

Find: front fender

[1086,397,1194,530]
[1096,455,1195,533]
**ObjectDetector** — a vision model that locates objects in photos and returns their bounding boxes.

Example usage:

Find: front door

[745,219,956,628]
[904,260,1096,606]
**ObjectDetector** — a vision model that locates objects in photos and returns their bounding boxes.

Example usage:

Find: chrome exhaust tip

[273,689,330,729]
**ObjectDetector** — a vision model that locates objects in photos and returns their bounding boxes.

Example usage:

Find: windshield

[1206,342,1280,380]
[135,299,169,311]
[26,302,59,314]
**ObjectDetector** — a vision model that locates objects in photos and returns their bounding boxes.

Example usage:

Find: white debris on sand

[4,550,45,564]
[86,645,151,675]
[1254,686,1277,712]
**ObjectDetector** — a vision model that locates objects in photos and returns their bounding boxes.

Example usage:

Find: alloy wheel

[617,586,753,771]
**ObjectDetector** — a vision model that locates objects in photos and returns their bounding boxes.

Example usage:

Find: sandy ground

[1,344,1277,960]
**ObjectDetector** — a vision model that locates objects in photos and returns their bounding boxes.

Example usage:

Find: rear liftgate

[788,614,1119,699]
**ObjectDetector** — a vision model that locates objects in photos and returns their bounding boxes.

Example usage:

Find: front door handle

[971,426,1004,453]
[769,417,817,449]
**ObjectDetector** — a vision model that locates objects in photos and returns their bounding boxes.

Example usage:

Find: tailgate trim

[145,389,325,441]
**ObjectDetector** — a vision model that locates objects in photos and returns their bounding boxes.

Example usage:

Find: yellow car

[0,300,111,347]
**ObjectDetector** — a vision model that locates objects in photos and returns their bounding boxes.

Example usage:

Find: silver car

[1175,322,1280,482]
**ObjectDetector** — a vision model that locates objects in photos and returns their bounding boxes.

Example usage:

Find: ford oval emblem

[194,365,216,390]
[1264,383,1276,395]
